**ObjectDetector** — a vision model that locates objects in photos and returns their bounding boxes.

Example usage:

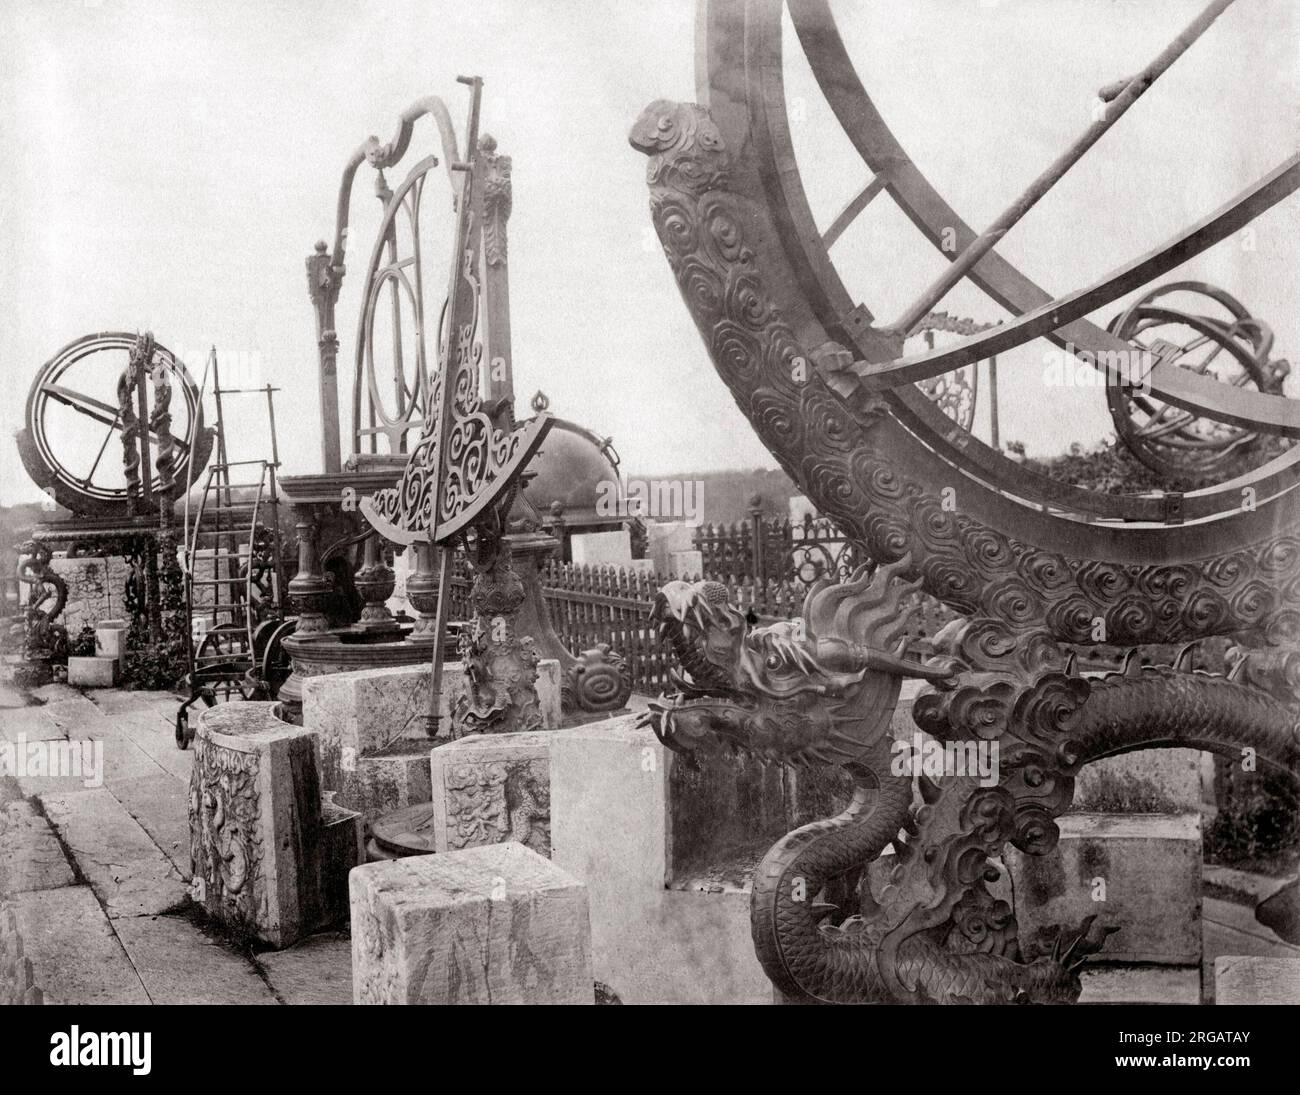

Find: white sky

[2,0,1296,506]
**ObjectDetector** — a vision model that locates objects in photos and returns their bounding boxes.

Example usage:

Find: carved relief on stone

[188,732,264,930]
[443,759,550,857]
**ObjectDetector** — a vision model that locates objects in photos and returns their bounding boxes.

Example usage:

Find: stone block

[189,702,363,947]
[49,555,131,633]
[1073,748,1202,813]
[788,495,817,522]
[1005,812,1201,965]
[646,521,697,575]
[349,843,592,1004]
[430,732,552,856]
[668,549,703,578]
[550,714,771,1003]
[93,619,130,664]
[302,659,560,822]
[66,655,120,687]
[570,529,632,569]
[342,750,434,826]
[1079,965,1201,1004]
[1215,956,1300,1004]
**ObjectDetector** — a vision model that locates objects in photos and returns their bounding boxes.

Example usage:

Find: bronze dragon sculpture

[630,100,1300,1004]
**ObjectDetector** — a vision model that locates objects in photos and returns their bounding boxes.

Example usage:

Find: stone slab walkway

[0,685,352,1006]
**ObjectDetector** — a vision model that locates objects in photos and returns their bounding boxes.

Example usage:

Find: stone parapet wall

[49,556,131,633]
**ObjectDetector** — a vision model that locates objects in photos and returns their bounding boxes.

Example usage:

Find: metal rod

[264,384,280,468]
[420,75,484,739]
[988,355,1000,451]
[421,542,457,738]
[886,0,1237,335]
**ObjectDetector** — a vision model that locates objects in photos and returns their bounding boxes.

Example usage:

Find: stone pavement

[1,681,1296,1005]
[0,683,351,1005]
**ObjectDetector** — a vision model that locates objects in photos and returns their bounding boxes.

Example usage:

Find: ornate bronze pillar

[306,241,343,475]
[287,506,332,634]
[352,532,398,633]
[404,541,441,646]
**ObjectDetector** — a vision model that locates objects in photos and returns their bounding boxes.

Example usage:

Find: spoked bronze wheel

[17,332,213,517]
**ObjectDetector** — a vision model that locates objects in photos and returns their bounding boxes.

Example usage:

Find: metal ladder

[184,458,283,687]
[174,347,289,747]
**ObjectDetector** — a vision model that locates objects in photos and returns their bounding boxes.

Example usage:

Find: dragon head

[640,556,954,766]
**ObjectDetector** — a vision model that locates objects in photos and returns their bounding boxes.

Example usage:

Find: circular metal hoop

[1106,284,1290,479]
[352,155,455,456]
[18,331,213,517]
[700,0,1300,548]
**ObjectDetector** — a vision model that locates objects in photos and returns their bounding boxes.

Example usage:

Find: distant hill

[625,467,801,526]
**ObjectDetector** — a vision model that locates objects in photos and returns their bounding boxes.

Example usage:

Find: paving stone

[87,689,178,717]
[0,681,28,709]
[1215,956,1300,1004]
[0,886,149,1004]
[42,788,189,918]
[113,914,278,1005]
[0,800,76,894]
[28,682,85,705]
[1203,864,1290,904]
[0,705,65,744]
[256,930,352,1004]
[104,709,193,782]
[12,734,116,798]
[109,773,192,879]
[1203,896,1300,952]
[37,695,106,734]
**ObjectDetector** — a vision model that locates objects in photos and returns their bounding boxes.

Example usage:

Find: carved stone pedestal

[188,703,364,948]
[349,842,592,1004]
[301,660,562,825]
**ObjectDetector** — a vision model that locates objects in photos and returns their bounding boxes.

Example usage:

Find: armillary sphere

[1106,282,1292,479]
[18,332,213,517]
[698,0,1299,543]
